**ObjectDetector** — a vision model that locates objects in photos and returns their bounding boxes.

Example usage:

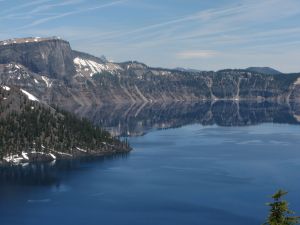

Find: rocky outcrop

[0,37,76,78]
[289,77,300,101]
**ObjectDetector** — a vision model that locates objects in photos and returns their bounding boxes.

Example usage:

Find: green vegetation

[264,190,299,225]
[0,87,130,160]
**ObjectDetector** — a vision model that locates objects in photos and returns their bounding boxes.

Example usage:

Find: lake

[1,101,300,225]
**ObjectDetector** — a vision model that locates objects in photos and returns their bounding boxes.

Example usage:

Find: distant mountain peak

[174,67,202,73]
[246,67,282,75]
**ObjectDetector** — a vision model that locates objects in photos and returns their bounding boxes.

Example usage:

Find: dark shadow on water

[0,152,130,186]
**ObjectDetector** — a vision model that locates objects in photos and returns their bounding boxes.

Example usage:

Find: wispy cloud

[1,0,300,72]
[26,0,83,15]
[19,0,126,29]
[1,0,51,14]
[93,0,300,49]
[176,50,220,59]
[0,0,79,21]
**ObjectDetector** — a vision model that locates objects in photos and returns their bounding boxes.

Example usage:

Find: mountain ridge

[246,67,282,75]
[1,37,300,110]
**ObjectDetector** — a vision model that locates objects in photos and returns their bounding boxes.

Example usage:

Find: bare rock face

[0,36,300,109]
[289,77,300,101]
[0,37,76,78]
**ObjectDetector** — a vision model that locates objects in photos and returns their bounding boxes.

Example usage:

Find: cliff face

[0,37,300,108]
[289,77,300,101]
[67,61,300,106]
[0,37,76,78]
[105,70,293,102]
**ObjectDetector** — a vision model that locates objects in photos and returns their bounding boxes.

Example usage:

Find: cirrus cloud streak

[176,50,220,59]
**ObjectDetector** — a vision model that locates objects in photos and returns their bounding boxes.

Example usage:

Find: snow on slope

[73,57,122,77]
[20,89,39,102]
[41,76,52,87]
[4,63,30,80]
[294,77,300,85]
[0,63,55,91]
[1,85,10,91]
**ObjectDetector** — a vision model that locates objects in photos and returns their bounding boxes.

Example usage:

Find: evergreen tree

[264,190,299,225]
[0,87,131,160]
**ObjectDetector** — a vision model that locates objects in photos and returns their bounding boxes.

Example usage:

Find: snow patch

[51,150,72,157]
[20,89,39,101]
[49,153,56,160]
[22,152,29,160]
[41,76,52,87]
[76,147,87,153]
[3,154,24,164]
[1,86,10,91]
[294,77,300,85]
[74,57,122,76]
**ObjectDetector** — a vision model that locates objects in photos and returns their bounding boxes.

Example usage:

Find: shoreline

[0,146,132,166]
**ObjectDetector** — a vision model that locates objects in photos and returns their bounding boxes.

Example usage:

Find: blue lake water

[1,122,300,225]
[2,100,300,225]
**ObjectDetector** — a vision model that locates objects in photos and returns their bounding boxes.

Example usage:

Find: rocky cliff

[0,37,300,109]
[0,37,75,78]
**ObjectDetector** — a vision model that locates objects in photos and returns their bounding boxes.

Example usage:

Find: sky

[1,0,300,72]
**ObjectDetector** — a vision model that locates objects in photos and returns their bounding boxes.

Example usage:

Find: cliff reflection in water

[1,101,299,186]
[72,101,300,137]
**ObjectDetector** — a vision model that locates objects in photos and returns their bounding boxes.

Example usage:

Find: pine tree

[264,190,299,225]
